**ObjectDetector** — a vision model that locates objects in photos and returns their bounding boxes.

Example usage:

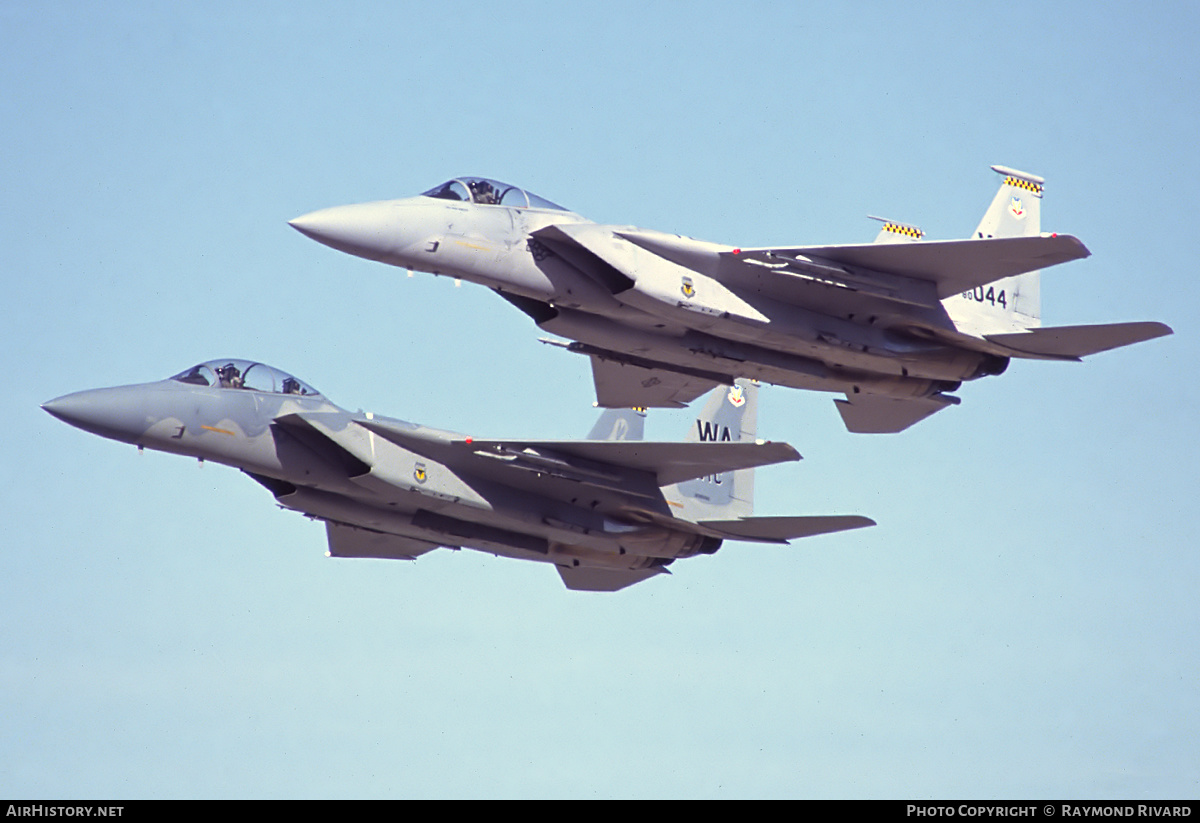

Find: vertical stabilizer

[587,406,646,441]
[868,215,925,245]
[943,165,1044,335]
[974,165,1043,240]
[664,379,757,521]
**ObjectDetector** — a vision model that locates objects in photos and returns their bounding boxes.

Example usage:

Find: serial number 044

[960,286,1008,308]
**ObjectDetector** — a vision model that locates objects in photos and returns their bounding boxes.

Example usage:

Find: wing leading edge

[458,438,800,487]
[355,414,799,486]
[725,234,1090,301]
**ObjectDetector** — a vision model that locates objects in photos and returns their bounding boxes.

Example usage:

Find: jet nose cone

[42,392,92,426]
[42,388,146,445]
[41,396,69,422]
[287,206,344,241]
[288,202,401,264]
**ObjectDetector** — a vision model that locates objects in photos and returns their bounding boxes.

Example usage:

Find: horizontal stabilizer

[834,392,959,434]
[325,522,442,560]
[556,564,669,592]
[460,439,801,486]
[985,321,1173,360]
[729,234,1089,300]
[699,515,876,543]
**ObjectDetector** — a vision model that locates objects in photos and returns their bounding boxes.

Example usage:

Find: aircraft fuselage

[42,364,718,577]
[290,191,995,400]
[289,173,1170,432]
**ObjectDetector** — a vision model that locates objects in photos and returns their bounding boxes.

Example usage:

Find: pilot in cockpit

[469,179,498,205]
[216,363,243,389]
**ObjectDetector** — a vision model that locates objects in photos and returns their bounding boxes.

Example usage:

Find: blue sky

[3,0,1197,798]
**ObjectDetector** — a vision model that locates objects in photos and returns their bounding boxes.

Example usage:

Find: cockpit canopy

[171,359,320,397]
[421,177,568,211]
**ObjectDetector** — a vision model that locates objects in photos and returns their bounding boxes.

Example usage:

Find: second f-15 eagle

[290,167,1172,433]
[44,362,871,591]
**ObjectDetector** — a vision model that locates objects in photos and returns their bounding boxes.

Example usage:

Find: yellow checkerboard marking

[1004,176,1043,194]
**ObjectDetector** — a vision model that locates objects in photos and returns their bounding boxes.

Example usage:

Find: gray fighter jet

[290,168,1172,433]
[43,360,873,591]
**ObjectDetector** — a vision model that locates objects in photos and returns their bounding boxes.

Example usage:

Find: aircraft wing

[556,564,670,592]
[458,439,800,486]
[589,355,720,408]
[724,234,1090,301]
[698,515,876,544]
[325,522,443,560]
